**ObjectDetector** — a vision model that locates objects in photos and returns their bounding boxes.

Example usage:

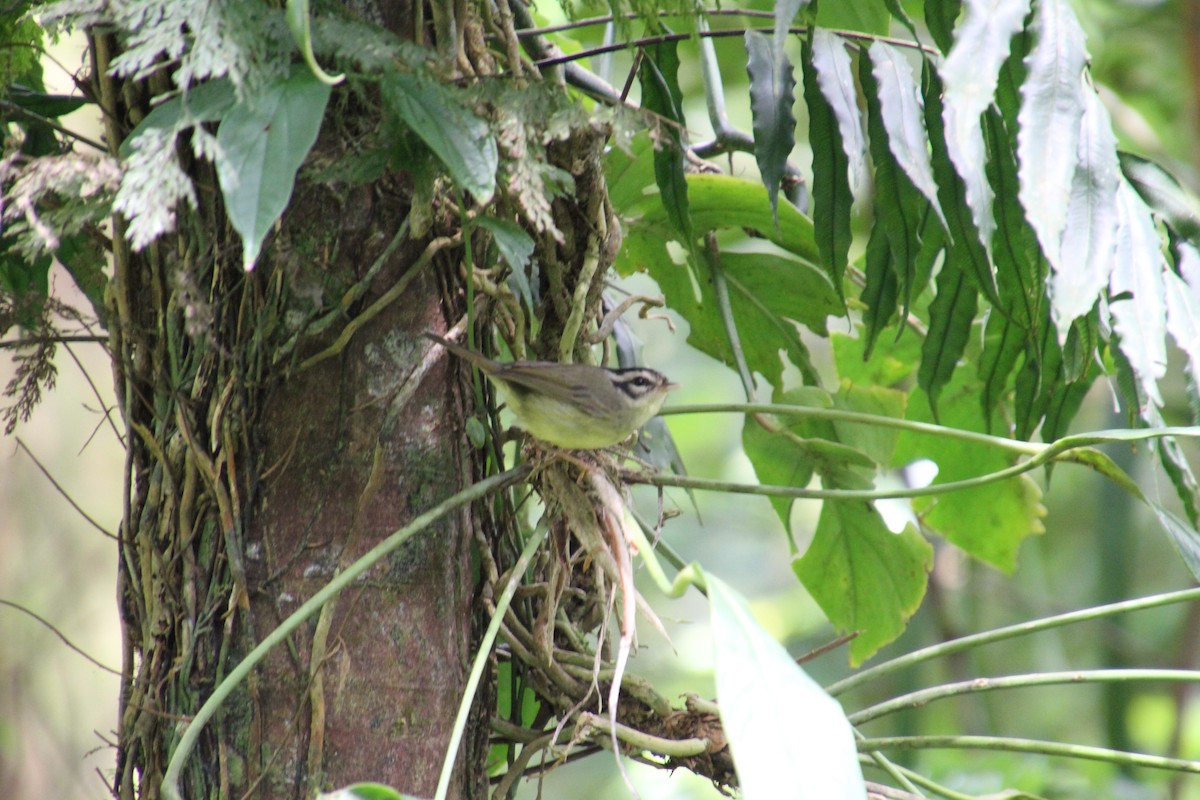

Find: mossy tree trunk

[98,5,505,798]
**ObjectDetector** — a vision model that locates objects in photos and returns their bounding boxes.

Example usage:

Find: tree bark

[102,5,488,798]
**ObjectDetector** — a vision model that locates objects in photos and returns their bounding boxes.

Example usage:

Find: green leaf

[476,216,536,312]
[761,377,929,664]
[832,381,908,468]
[705,571,866,798]
[833,326,921,389]
[939,0,1031,247]
[639,31,692,243]
[924,0,964,53]
[978,313,1024,422]
[122,78,237,158]
[860,220,899,355]
[860,52,926,319]
[745,29,797,225]
[867,41,946,231]
[722,245,840,335]
[1017,0,1089,290]
[924,65,999,303]
[809,29,866,196]
[919,255,978,416]
[794,502,932,664]
[216,70,331,270]
[7,85,87,118]
[1062,447,1144,500]
[742,416,816,546]
[381,71,497,205]
[613,171,820,268]
[691,175,818,260]
[1041,319,1099,442]
[816,0,888,34]
[649,240,838,389]
[747,0,805,223]
[984,109,1043,335]
[1012,321,1064,441]
[802,31,857,296]
[475,216,534,272]
[742,385,886,540]
[605,131,658,214]
[894,374,1046,571]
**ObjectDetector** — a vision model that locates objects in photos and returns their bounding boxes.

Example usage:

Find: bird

[424,331,677,449]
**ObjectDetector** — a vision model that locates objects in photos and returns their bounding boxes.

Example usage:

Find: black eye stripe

[611,371,662,398]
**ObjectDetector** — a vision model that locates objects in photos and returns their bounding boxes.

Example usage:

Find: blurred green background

[5,1,1200,798]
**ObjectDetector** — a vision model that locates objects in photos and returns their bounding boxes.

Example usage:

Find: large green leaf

[924,0,964,53]
[688,175,819,261]
[122,78,237,158]
[744,0,805,223]
[894,374,1046,571]
[745,29,796,224]
[380,71,497,205]
[758,376,928,664]
[216,70,331,270]
[860,51,927,322]
[867,41,946,232]
[706,571,865,799]
[802,30,860,295]
[919,254,978,415]
[639,30,692,243]
[649,241,837,389]
[1012,319,1063,441]
[939,0,1031,247]
[978,312,1024,423]
[742,407,819,548]
[831,381,908,469]
[984,110,1043,335]
[1017,0,1089,293]
[924,65,998,303]
[605,130,657,214]
[832,325,921,390]
[614,172,820,267]
[794,500,932,664]
[610,167,833,388]
[743,385,889,543]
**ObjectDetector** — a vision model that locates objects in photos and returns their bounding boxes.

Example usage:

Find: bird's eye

[630,376,652,388]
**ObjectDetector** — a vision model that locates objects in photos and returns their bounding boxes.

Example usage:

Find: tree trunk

[101,6,489,798]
